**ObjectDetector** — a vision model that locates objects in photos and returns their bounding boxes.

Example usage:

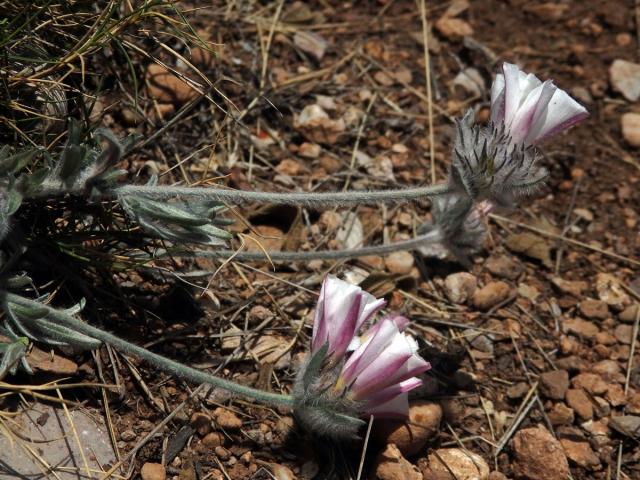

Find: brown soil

[6,1,640,479]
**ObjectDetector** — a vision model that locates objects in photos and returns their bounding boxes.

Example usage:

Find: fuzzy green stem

[115,183,450,207]
[4,292,293,407]
[156,229,443,262]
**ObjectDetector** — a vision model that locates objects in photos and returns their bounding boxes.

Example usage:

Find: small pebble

[511,426,569,480]
[614,324,634,344]
[373,401,442,456]
[120,429,136,442]
[385,251,415,274]
[560,438,600,469]
[472,281,511,310]
[485,255,523,280]
[548,403,575,426]
[619,304,640,323]
[578,299,609,320]
[190,412,212,436]
[622,113,640,147]
[566,389,593,420]
[610,60,640,101]
[202,432,225,449]
[421,448,489,480]
[539,370,569,400]
[141,463,166,480]
[374,444,422,480]
[214,408,243,430]
[444,272,477,304]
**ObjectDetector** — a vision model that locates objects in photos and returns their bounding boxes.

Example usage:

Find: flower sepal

[293,342,366,439]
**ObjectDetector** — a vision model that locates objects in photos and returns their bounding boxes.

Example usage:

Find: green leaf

[8,302,48,320]
[3,298,99,350]
[120,195,231,245]
[19,166,50,196]
[0,148,38,175]
[30,319,101,349]
[5,189,22,215]
[5,273,32,288]
[0,340,27,379]
[59,144,87,181]
[94,128,124,167]
[67,118,83,145]
[191,223,233,240]
[133,197,212,226]
[303,342,329,391]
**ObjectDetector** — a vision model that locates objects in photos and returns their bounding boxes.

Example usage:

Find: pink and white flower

[490,62,588,145]
[308,276,430,419]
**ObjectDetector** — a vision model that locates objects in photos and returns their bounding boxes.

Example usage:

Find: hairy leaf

[3,297,101,350]
[119,192,232,246]
[303,342,329,391]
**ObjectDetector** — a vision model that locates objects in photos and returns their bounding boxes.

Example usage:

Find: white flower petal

[502,63,526,127]
[527,87,589,143]
[311,275,386,359]
[509,81,552,143]
[366,377,423,407]
[365,392,409,418]
[359,292,386,330]
[340,317,399,387]
[494,62,587,144]
[517,72,543,102]
[490,73,505,124]
[348,332,418,398]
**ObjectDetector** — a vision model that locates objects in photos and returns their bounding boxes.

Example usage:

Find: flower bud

[418,192,488,267]
[449,109,548,208]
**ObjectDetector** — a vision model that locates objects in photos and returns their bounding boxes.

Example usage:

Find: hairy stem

[4,292,293,407]
[141,229,444,262]
[115,183,450,207]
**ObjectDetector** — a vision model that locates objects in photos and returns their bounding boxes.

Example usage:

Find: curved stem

[4,293,293,407]
[153,229,443,262]
[115,183,450,207]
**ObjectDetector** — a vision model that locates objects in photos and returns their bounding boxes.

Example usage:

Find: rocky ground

[3,1,640,479]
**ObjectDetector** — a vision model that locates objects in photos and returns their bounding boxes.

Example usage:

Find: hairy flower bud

[449,110,548,208]
[418,192,489,267]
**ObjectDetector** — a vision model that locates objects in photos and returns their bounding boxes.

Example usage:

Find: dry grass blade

[356,415,374,480]
[100,384,206,480]
[624,305,640,394]
[495,383,538,455]
[418,0,436,183]
[489,214,640,267]
[93,350,123,472]
[343,92,378,191]
[56,388,94,480]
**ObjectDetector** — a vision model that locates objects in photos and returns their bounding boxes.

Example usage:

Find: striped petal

[365,392,410,418]
[493,62,587,145]
[365,377,423,409]
[525,87,589,143]
[347,330,425,399]
[311,275,386,359]
[490,73,506,124]
[339,316,400,387]
[509,80,556,144]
